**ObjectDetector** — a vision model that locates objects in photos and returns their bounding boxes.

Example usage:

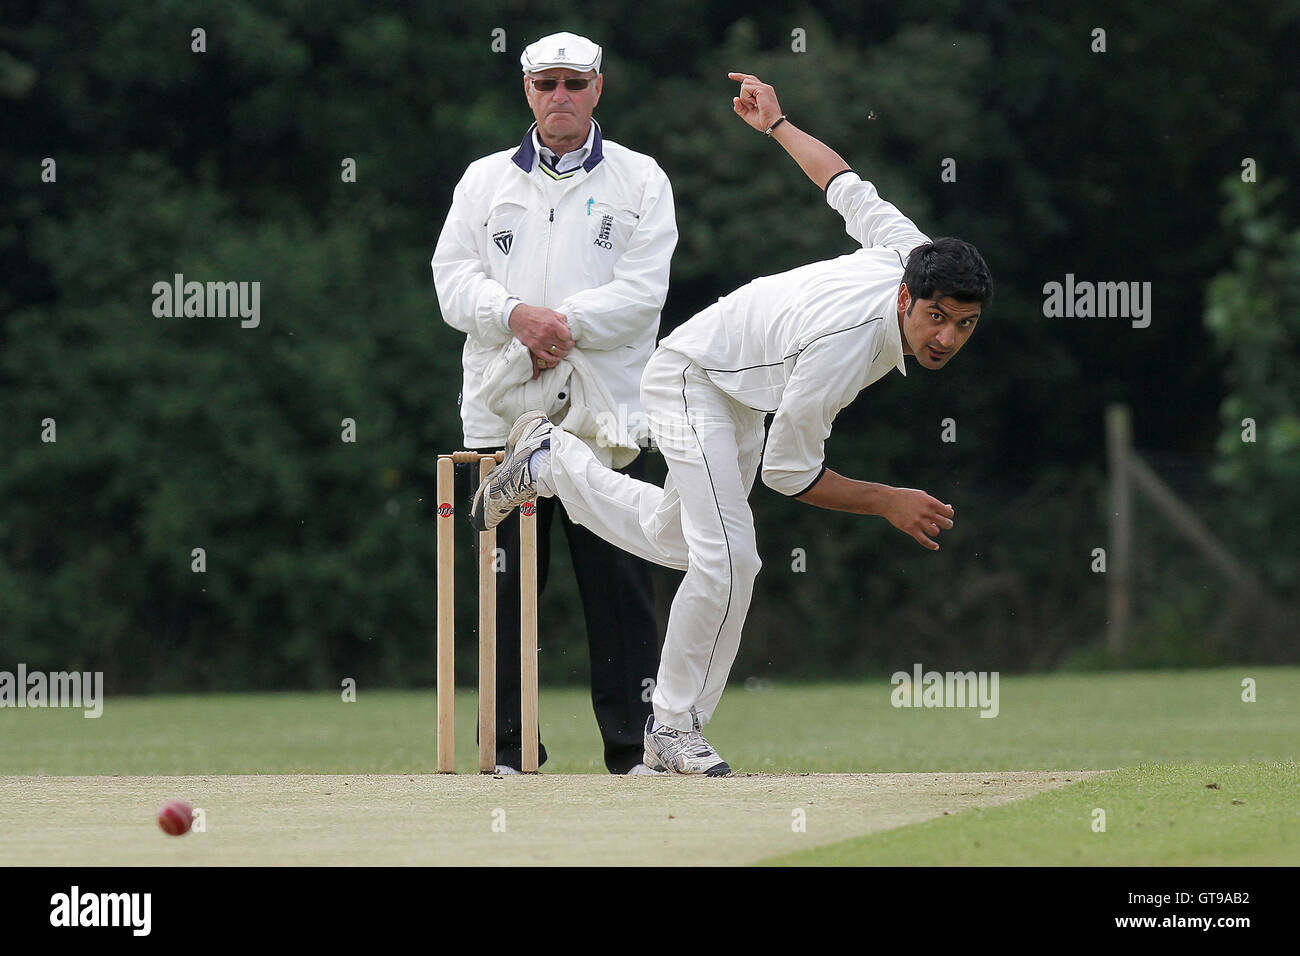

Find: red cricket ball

[157,798,194,836]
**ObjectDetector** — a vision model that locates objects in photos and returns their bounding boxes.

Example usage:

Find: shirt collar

[889,303,908,376]
[511,119,605,174]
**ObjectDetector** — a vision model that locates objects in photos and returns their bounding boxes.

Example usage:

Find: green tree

[1206,178,1300,593]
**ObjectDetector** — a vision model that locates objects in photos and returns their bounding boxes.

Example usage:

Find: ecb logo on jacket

[594,213,614,249]
[492,230,514,255]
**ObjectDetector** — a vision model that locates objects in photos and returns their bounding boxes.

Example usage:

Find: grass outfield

[1,667,1295,775]
[761,761,1300,866]
[1,668,1296,865]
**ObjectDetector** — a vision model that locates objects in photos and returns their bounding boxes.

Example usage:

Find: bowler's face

[524,68,602,145]
[897,286,981,370]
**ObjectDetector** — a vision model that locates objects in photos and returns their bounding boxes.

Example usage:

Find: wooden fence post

[1105,404,1133,654]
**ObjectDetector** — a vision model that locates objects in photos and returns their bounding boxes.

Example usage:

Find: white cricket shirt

[659,171,929,496]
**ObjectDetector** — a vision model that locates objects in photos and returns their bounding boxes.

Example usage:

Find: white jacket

[432,121,677,447]
[480,339,640,469]
[660,171,928,496]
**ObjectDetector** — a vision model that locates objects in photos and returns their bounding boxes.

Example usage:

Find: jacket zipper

[543,207,554,303]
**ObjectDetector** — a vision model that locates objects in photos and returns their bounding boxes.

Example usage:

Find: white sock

[528,448,552,496]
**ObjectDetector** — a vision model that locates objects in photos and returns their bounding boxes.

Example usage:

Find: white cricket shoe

[625,763,661,776]
[469,410,553,532]
[494,764,523,775]
[642,714,731,777]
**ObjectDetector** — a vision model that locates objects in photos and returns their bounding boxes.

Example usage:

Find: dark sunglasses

[530,77,592,92]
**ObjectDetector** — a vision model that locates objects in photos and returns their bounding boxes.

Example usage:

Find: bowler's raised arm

[728,72,851,191]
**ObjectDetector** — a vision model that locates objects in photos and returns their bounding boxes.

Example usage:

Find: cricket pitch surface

[0,771,1100,866]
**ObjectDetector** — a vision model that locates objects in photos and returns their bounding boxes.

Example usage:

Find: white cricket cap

[520,32,602,75]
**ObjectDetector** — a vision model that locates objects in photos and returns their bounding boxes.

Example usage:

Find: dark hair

[902,238,993,307]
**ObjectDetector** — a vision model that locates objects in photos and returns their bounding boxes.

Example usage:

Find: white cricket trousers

[541,348,766,732]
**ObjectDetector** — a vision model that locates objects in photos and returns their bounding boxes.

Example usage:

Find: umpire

[431,32,677,773]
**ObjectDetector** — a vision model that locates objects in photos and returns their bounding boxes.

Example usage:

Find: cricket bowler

[469,72,993,775]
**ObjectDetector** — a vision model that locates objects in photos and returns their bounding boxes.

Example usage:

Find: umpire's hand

[510,303,574,377]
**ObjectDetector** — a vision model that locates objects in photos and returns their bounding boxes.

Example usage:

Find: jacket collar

[511,119,605,173]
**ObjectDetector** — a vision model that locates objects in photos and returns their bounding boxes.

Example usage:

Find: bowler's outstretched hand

[728,72,783,132]
[885,489,956,551]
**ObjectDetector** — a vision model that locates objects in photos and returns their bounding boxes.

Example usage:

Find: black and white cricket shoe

[469,410,553,532]
[642,713,731,777]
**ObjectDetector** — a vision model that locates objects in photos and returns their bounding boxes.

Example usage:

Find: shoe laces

[652,722,702,757]
[684,709,721,759]
[686,730,718,758]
